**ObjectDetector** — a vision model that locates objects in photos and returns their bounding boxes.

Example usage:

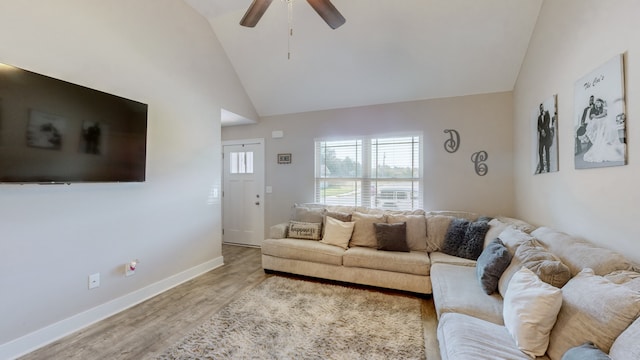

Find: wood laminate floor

[20,244,441,360]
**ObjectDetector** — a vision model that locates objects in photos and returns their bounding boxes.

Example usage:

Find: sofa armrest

[269,222,289,239]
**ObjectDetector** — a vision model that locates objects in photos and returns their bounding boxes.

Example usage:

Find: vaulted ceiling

[184,0,543,121]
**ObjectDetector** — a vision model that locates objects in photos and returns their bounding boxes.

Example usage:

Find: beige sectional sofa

[261,204,640,359]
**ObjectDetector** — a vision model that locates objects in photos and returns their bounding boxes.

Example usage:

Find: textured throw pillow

[476,238,512,295]
[425,215,455,252]
[503,267,563,358]
[349,212,386,248]
[374,222,409,252]
[547,268,640,360]
[287,221,322,240]
[387,214,427,251]
[561,342,611,360]
[320,217,355,249]
[498,239,571,297]
[441,218,490,260]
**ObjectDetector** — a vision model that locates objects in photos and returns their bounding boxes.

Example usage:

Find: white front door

[222,139,265,247]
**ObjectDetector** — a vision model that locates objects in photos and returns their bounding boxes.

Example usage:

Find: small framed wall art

[277,153,292,164]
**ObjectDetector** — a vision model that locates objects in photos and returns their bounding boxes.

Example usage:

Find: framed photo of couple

[532,95,558,174]
[573,54,627,169]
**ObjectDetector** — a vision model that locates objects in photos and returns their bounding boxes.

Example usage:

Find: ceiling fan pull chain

[287,0,294,60]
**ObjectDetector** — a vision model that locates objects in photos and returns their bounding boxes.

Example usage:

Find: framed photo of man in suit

[533,94,558,174]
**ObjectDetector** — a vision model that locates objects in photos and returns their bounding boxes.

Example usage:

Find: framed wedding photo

[573,54,627,169]
[532,94,559,174]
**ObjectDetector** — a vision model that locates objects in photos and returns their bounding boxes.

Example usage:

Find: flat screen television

[0,62,147,183]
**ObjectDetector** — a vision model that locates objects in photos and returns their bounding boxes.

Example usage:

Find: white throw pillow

[320,216,355,249]
[503,267,563,358]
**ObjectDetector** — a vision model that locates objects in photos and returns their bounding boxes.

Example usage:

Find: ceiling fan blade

[306,0,346,29]
[240,0,274,28]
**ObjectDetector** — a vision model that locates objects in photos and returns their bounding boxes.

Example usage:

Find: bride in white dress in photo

[583,98,625,163]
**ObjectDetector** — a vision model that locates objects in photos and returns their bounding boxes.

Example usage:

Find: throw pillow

[476,238,512,295]
[547,268,640,360]
[425,215,455,252]
[441,218,490,260]
[324,210,352,223]
[503,267,563,358]
[349,212,386,248]
[387,214,427,251]
[374,222,409,252]
[320,217,355,249]
[561,342,611,360]
[287,221,322,240]
[609,317,640,359]
[498,239,571,298]
[292,205,324,223]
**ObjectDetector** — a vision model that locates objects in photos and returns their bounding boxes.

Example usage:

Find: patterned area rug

[158,276,426,359]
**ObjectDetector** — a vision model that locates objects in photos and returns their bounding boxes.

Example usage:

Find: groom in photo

[537,103,552,173]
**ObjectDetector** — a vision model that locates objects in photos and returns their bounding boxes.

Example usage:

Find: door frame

[222,138,265,247]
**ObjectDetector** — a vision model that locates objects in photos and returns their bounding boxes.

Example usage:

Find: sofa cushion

[609,317,640,359]
[323,210,352,223]
[262,238,345,266]
[442,219,489,260]
[349,212,386,248]
[429,252,477,267]
[431,263,504,325]
[494,216,536,233]
[425,214,455,252]
[342,247,430,276]
[482,218,509,248]
[374,222,410,252]
[503,267,563,358]
[476,238,511,295]
[437,313,532,360]
[547,268,640,360]
[292,205,325,223]
[498,226,534,255]
[320,217,355,249]
[387,214,427,251]
[532,227,638,276]
[562,342,610,360]
[287,221,322,240]
[498,239,571,297]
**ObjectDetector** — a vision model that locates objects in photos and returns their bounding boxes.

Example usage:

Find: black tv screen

[0,62,147,183]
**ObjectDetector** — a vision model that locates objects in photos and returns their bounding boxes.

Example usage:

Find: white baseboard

[0,256,224,360]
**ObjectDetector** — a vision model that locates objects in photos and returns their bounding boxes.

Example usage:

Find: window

[315,135,422,210]
[229,151,254,174]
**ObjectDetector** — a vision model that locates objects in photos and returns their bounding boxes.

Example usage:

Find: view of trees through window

[315,136,422,210]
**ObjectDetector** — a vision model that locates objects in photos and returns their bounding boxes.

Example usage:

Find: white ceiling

[184,0,543,120]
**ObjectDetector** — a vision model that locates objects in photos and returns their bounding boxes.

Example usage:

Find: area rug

[157,276,426,359]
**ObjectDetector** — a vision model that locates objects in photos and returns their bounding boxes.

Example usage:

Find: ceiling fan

[240,0,346,29]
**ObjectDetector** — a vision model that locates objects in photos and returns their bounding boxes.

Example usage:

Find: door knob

[255,202,260,205]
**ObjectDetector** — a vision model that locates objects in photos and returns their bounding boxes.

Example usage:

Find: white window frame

[314,134,423,210]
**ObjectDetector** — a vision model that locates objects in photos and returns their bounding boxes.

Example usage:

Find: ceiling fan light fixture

[240,0,274,27]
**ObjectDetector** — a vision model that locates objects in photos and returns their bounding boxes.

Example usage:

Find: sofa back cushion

[426,215,455,252]
[387,214,427,251]
[349,212,386,248]
[532,227,638,276]
[609,316,640,359]
[547,268,640,360]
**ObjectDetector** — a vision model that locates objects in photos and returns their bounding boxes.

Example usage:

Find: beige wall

[0,0,256,355]
[223,92,516,234]
[513,0,640,263]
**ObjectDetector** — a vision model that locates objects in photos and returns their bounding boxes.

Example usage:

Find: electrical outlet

[88,273,100,289]
[125,259,138,277]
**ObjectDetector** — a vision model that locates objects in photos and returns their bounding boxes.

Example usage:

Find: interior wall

[0,0,256,354]
[513,0,640,263]
[222,92,516,235]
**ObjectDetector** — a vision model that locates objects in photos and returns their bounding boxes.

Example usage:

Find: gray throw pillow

[476,238,512,295]
[442,218,490,260]
[374,222,409,252]
[561,342,611,360]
